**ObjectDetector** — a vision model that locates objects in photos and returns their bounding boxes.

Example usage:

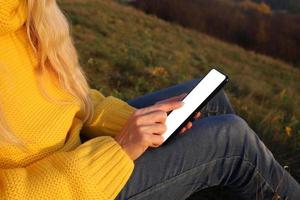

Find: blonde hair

[0,0,94,145]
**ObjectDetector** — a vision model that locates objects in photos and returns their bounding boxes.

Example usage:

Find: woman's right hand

[114,101,183,161]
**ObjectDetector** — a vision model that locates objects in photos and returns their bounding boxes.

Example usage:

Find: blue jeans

[116,78,300,200]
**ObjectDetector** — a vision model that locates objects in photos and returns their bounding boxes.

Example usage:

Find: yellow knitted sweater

[0,1,137,199]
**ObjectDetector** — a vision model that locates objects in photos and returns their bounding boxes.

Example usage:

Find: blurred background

[59,0,300,199]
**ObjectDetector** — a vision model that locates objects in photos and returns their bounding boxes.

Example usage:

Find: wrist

[114,135,133,161]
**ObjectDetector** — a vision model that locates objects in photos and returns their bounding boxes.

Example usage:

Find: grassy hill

[59,0,300,196]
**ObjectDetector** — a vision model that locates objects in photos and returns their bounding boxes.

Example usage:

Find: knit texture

[0,1,137,199]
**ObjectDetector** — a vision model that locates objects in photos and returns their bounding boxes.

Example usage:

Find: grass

[59,0,300,198]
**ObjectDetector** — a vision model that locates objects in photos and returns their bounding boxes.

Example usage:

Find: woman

[0,0,299,199]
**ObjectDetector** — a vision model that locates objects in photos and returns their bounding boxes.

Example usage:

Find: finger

[194,112,201,119]
[149,134,164,148]
[142,101,183,114]
[155,93,188,105]
[138,124,167,135]
[186,122,193,129]
[179,127,187,134]
[175,93,188,100]
[137,110,167,125]
[155,96,181,105]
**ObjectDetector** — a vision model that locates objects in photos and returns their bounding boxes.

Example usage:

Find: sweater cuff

[83,95,137,138]
[66,136,134,199]
[86,137,134,199]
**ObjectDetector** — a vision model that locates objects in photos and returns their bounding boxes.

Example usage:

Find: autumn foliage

[133,0,300,67]
[240,0,272,15]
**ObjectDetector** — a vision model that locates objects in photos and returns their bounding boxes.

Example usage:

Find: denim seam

[128,155,272,200]
[243,157,276,194]
[243,127,276,195]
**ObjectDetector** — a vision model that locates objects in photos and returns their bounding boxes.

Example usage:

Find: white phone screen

[162,69,227,141]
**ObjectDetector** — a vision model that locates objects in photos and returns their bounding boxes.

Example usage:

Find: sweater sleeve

[81,89,137,138]
[0,136,134,200]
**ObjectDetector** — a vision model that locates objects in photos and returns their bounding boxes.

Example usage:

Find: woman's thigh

[116,114,271,200]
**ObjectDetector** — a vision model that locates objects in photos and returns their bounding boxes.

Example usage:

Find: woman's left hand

[154,93,201,134]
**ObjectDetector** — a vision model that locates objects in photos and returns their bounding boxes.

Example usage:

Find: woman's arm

[81,89,137,138]
[0,137,134,200]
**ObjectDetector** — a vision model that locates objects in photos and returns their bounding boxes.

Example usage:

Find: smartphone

[162,68,229,143]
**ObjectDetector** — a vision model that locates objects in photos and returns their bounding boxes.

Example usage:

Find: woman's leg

[116,78,300,200]
[116,114,300,200]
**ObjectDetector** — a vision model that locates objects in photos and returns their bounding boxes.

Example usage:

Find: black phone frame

[163,70,229,144]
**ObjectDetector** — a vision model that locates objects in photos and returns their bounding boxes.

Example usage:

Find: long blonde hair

[0,0,94,145]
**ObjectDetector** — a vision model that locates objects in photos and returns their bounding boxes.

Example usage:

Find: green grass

[59,0,300,196]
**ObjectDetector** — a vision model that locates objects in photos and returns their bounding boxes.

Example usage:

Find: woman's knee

[219,114,259,156]
[192,114,254,156]
[222,114,249,133]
